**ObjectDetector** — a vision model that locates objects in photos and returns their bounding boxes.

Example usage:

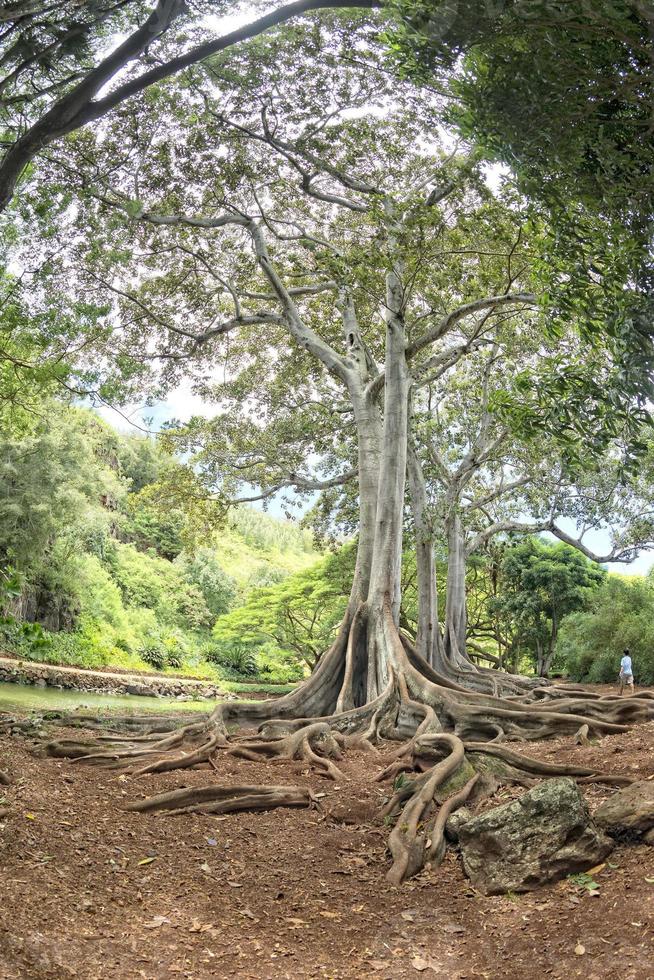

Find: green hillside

[0,404,319,685]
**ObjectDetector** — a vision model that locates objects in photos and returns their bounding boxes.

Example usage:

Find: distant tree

[0,405,124,626]
[0,405,122,576]
[491,538,605,677]
[213,544,354,670]
[558,574,654,685]
[175,547,236,619]
[116,434,165,492]
[121,492,186,559]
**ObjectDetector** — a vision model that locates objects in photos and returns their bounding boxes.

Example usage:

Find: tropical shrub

[557,575,654,685]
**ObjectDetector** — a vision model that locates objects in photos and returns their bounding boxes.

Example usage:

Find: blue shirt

[621,655,632,676]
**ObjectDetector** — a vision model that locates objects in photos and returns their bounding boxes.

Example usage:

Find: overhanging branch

[0,0,381,213]
[406,293,537,361]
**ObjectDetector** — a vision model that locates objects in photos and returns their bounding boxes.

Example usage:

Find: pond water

[0,681,212,715]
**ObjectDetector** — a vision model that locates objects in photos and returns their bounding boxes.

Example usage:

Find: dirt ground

[1,687,653,980]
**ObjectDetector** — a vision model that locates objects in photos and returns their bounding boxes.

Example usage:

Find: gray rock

[34,678,48,688]
[594,780,654,834]
[458,777,613,895]
[125,683,152,697]
[445,807,473,842]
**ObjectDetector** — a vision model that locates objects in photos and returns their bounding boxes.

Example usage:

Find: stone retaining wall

[0,659,226,701]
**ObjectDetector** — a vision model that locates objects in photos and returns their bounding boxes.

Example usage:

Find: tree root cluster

[374,728,633,884]
[31,605,652,886]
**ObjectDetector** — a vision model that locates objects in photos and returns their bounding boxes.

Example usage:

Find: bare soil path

[1,688,653,979]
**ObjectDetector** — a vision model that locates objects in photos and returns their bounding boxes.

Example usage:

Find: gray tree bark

[443,511,469,664]
[407,442,443,669]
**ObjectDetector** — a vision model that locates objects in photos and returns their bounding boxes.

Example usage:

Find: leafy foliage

[558,574,654,685]
[0,401,318,682]
[489,538,606,676]
[390,0,654,460]
[213,544,354,671]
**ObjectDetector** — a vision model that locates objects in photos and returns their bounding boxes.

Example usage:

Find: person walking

[619,648,634,695]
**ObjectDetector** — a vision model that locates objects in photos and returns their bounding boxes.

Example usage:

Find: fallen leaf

[574,944,586,956]
[412,957,430,972]
[143,916,170,929]
[25,813,35,820]
[189,919,214,933]
[320,911,341,920]
[137,857,156,866]
[199,862,212,874]
[587,863,605,875]
[227,880,243,888]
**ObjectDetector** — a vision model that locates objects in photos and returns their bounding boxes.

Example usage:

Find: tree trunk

[443,511,468,665]
[348,393,383,609]
[407,441,442,668]
[540,619,558,677]
[365,261,411,700]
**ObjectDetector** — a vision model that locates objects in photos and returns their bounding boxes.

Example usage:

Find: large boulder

[458,777,613,895]
[594,780,654,835]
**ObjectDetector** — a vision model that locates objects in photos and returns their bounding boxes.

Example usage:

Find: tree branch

[222,466,357,505]
[548,523,651,564]
[405,293,537,361]
[464,475,532,513]
[0,0,380,213]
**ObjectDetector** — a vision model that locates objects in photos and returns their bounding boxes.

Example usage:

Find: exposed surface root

[375,717,634,884]
[133,730,226,776]
[40,720,215,771]
[574,723,590,746]
[424,774,479,867]
[230,721,344,780]
[463,741,634,786]
[31,606,654,890]
[382,733,474,884]
[65,712,209,733]
[126,783,315,816]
